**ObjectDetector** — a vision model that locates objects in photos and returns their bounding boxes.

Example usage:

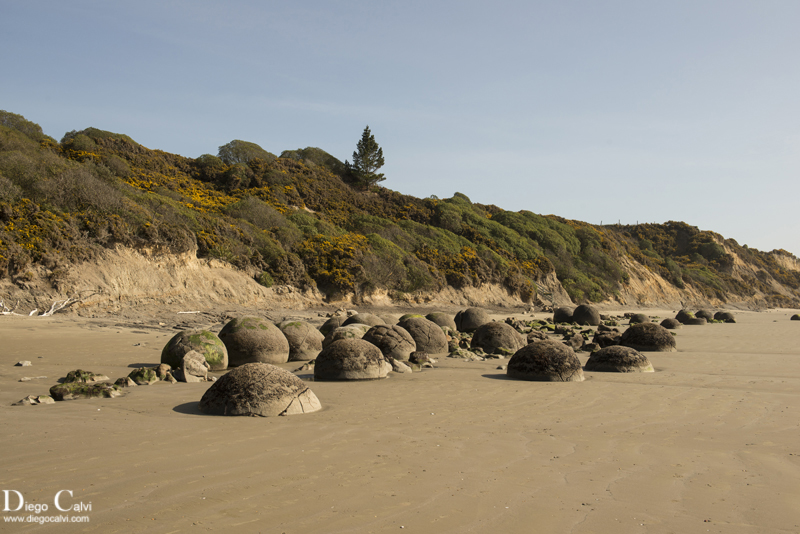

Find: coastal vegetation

[1,109,798,306]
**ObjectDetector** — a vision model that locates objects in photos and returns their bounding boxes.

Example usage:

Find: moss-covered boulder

[314,339,392,381]
[471,322,526,355]
[362,324,416,361]
[620,322,677,352]
[792,314,800,321]
[398,316,449,354]
[454,307,490,333]
[199,363,321,416]
[507,340,584,382]
[585,346,654,373]
[218,317,289,367]
[63,369,109,383]
[277,320,325,361]
[162,330,228,371]
[128,367,159,385]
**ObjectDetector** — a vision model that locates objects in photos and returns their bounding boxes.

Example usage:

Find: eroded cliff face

[0,243,797,317]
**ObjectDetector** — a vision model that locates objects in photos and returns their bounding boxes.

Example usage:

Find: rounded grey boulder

[572,304,600,326]
[507,340,584,382]
[620,322,677,352]
[343,313,386,327]
[362,324,417,361]
[425,312,457,331]
[314,339,392,381]
[161,330,228,371]
[553,307,575,324]
[218,317,290,366]
[585,345,654,373]
[660,318,682,329]
[277,320,325,361]
[398,316,449,354]
[454,307,490,333]
[471,322,526,355]
[322,324,371,349]
[319,315,347,336]
[629,313,649,325]
[198,363,321,416]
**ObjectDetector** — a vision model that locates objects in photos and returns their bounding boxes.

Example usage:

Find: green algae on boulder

[50,382,121,401]
[218,317,289,366]
[128,367,159,385]
[63,369,109,383]
[162,329,228,371]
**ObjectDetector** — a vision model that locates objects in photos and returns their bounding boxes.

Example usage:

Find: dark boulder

[585,345,654,373]
[620,322,677,352]
[507,340,584,382]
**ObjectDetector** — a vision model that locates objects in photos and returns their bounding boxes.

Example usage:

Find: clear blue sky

[3,1,799,255]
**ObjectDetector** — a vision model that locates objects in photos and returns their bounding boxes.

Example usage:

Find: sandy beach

[1,308,799,533]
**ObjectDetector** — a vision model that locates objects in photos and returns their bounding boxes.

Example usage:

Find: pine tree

[345,126,385,187]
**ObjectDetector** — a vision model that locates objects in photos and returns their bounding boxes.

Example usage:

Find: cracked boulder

[362,324,416,361]
[470,322,526,355]
[398,316,449,354]
[199,363,321,416]
[314,339,392,381]
[322,324,371,349]
[585,345,654,373]
[278,320,325,361]
[620,322,677,352]
[162,330,228,371]
[218,317,290,366]
[342,313,386,327]
[507,340,584,382]
[425,312,457,331]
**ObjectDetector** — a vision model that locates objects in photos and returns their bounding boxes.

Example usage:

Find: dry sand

[1,308,799,533]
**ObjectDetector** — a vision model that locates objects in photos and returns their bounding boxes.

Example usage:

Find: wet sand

[1,309,799,533]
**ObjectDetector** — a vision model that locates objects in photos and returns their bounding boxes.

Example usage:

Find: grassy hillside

[1,110,798,306]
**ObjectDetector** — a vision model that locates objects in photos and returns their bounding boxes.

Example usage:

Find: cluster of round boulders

[629,313,649,325]
[620,322,676,352]
[322,324,371,348]
[507,340,584,382]
[314,339,392,380]
[454,307,490,332]
[470,322,526,355]
[277,320,324,361]
[398,316,449,353]
[676,309,707,325]
[713,311,736,323]
[198,363,321,416]
[696,310,714,321]
[218,317,289,366]
[343,313,385,327]
[162,329,228,371]
[660,318,682,329]
[572,304,600,326]
[426,312,457,331]
[553,307,575,323]
[362,324,416,361]
[585,346,654,373]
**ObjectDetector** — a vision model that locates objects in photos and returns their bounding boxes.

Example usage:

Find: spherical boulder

[319,315,347,336]
[676,309,707,325]
[322,324,371,349]
[696,310,714,321]
[454,307,490,332]
[218,317,289,366]
[553,307,575,324]
[471,322,526,355]
[343,313,385,327]
[161,330,228,371]
[425,312,457,331]
[362,324,416,361]
[277,320,325,361]
[629,313,649,325]
[713,311,736,323]
[572,304,601,326]
[620,322,676,352]
[314,339,392,381]
[585,346,654,373]
[660,318,682,329]
[198,363,321,416]
[398,316,449,353]
[507,340,584,382]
